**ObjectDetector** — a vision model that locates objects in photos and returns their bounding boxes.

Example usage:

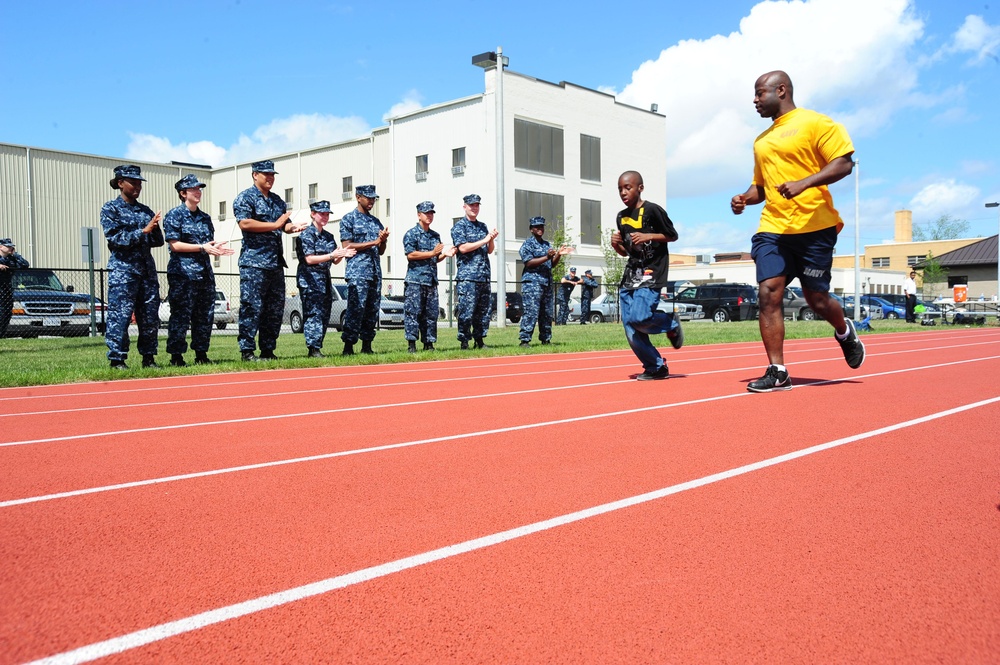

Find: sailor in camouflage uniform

[556,267,581,324]
[451,194,498,349]
[233,160,307,361]
[0,238,30,339]
[517,217,571,347]
[578,269,600,324]
[340,184,388,355]
[402,201,456,353]
[100,165,164,370]
[163,174,234,366]
[296,200,355,357]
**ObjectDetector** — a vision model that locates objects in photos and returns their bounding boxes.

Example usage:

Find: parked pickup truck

[5,269,93,337]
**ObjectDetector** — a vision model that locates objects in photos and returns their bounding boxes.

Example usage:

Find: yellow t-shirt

[752,107,854,234]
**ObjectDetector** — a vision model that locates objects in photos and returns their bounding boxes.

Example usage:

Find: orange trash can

[953,284,968,303]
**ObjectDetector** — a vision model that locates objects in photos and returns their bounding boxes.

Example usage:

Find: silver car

[567,293,704,323]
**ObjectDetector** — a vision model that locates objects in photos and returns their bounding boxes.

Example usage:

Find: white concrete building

[209,68,666,295]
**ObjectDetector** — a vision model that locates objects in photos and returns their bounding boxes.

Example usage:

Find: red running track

[1,328,999,663]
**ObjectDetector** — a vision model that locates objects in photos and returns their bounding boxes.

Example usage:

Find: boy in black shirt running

[610,171,683,380]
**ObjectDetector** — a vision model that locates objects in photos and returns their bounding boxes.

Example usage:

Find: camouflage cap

[416,201,435,214]
[463,194,482,205]
[585,269,593,275]
[356,184,379,199]
[569,266,577,272]
[0,238,14,247]
[251,160,278,173]
[529,216,546,227]
[110,164,146,188]
[174,173,207,192]
[310,200,332,213]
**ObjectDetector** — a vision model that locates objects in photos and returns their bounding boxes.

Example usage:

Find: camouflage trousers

[238,266,285,353]
[341,278,380,345]
[403,282,438,343]
[519,280,553,343]
[556,292,571,324]
[302,286,333,350]
[580,295,592,323]
[105,271,160,362]
[455,280,491,343]
[166,273,215,354]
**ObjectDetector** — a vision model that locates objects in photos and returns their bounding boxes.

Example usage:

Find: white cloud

[126,113,370,168]
[615,0,925,199]
[948,15,1000,65]
[383,90,424,122]
[126,89,432,168]
[908,179,980,218]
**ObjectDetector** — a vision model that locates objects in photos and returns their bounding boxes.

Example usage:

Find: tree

[912,214,970,241]
[917,252,948,299]
[600,227,626,300]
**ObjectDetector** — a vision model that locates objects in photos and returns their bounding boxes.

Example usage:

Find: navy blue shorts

[751,227,837,291]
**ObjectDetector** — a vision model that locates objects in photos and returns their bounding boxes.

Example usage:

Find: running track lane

[1,330,1000,660]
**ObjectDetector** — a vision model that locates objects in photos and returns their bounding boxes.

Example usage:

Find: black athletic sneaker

[667,321,684,350]
[837,319,865,369]
[241,351,259,362]
[747,365,792,393]
[636,365,669,381]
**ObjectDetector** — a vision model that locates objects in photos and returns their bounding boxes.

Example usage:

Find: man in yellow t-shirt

[731,70,865,393]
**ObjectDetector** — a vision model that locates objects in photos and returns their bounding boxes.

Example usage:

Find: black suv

[674,283,758,322]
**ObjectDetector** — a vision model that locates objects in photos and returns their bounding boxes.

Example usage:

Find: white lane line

[4,327,991,404]
[0,351,636,403]
[4,337,997,421]
[24,395,1000,665]
[4,355,999,507]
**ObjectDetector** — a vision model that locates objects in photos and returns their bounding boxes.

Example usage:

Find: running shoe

[637,365,669,381]
[667,321,684,350]
[837,318,866,369]
[747,365,792,393]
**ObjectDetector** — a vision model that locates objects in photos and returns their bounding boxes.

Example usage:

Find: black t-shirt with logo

[616,201,677,290]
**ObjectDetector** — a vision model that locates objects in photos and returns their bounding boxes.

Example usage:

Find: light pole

[853,159,861,320]
[472,48,509,328]
[987,202,999,305]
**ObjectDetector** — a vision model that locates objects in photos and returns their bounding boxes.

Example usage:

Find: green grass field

[0,318,948,388]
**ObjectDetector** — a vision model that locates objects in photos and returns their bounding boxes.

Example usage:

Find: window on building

[580,135,601,182]
[906,255,923,267]
[514,259,524,294]
[514,189,565,240]
[580,199,601,246]
[386,198,391,218]
[871,257,890,268]
[284,188,294,206]
[218,201,226,221]
[308,183,318,200]
[415,154,428,182]
[514,118,564,176]
[452,147,466,175]
[947,276,969,288]
[342,176,353,200]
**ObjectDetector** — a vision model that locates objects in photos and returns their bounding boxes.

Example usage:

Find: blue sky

[2,0,998,255]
